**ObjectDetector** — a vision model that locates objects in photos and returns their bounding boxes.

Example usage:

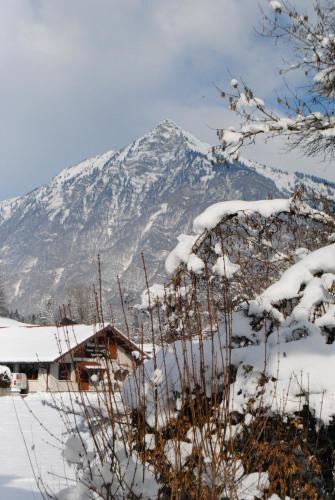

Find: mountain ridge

[0,119,334,317]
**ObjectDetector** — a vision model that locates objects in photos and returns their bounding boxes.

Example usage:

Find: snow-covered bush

[127,242,335,424]
[122,244,335,497]
[142,189,334,343]
[58,429,160,499]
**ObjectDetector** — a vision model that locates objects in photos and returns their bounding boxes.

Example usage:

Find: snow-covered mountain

[1,119,334,316]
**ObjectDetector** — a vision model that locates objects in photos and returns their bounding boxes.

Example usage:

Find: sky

[0,0,333,200]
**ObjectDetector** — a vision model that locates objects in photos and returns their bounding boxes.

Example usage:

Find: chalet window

[84,338,107,358]
[58,363,72,381]
[19,363,39,380]
[84,342,95,358]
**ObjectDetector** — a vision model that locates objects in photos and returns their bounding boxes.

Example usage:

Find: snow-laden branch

[217,1,335,158]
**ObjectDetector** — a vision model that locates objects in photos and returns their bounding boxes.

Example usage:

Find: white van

[11,373,28,394]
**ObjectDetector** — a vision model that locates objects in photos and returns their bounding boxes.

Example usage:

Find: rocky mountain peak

[0,122,334,318]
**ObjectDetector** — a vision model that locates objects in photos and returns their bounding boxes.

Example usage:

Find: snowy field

[0,393,76,499]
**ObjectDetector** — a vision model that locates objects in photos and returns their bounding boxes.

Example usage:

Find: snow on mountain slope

[0,119,334,317]
[241,156,335,198]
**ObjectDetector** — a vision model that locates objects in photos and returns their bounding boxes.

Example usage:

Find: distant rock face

[0,119,334,315]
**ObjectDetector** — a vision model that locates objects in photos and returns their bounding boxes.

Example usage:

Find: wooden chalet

[0,319,148,392]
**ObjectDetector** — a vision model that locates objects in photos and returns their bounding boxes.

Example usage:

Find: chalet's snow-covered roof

[0,318,101,362]
[0,318,148,363]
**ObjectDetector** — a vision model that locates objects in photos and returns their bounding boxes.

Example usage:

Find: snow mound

[165,198,293,275]
[165,196,332,276]
[249,243,335,322]
[193,198,292,234]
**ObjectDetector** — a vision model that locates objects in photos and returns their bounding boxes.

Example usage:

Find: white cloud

[0,0,331,200]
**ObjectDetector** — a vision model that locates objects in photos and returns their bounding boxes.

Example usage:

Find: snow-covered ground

[0,393,75,499]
